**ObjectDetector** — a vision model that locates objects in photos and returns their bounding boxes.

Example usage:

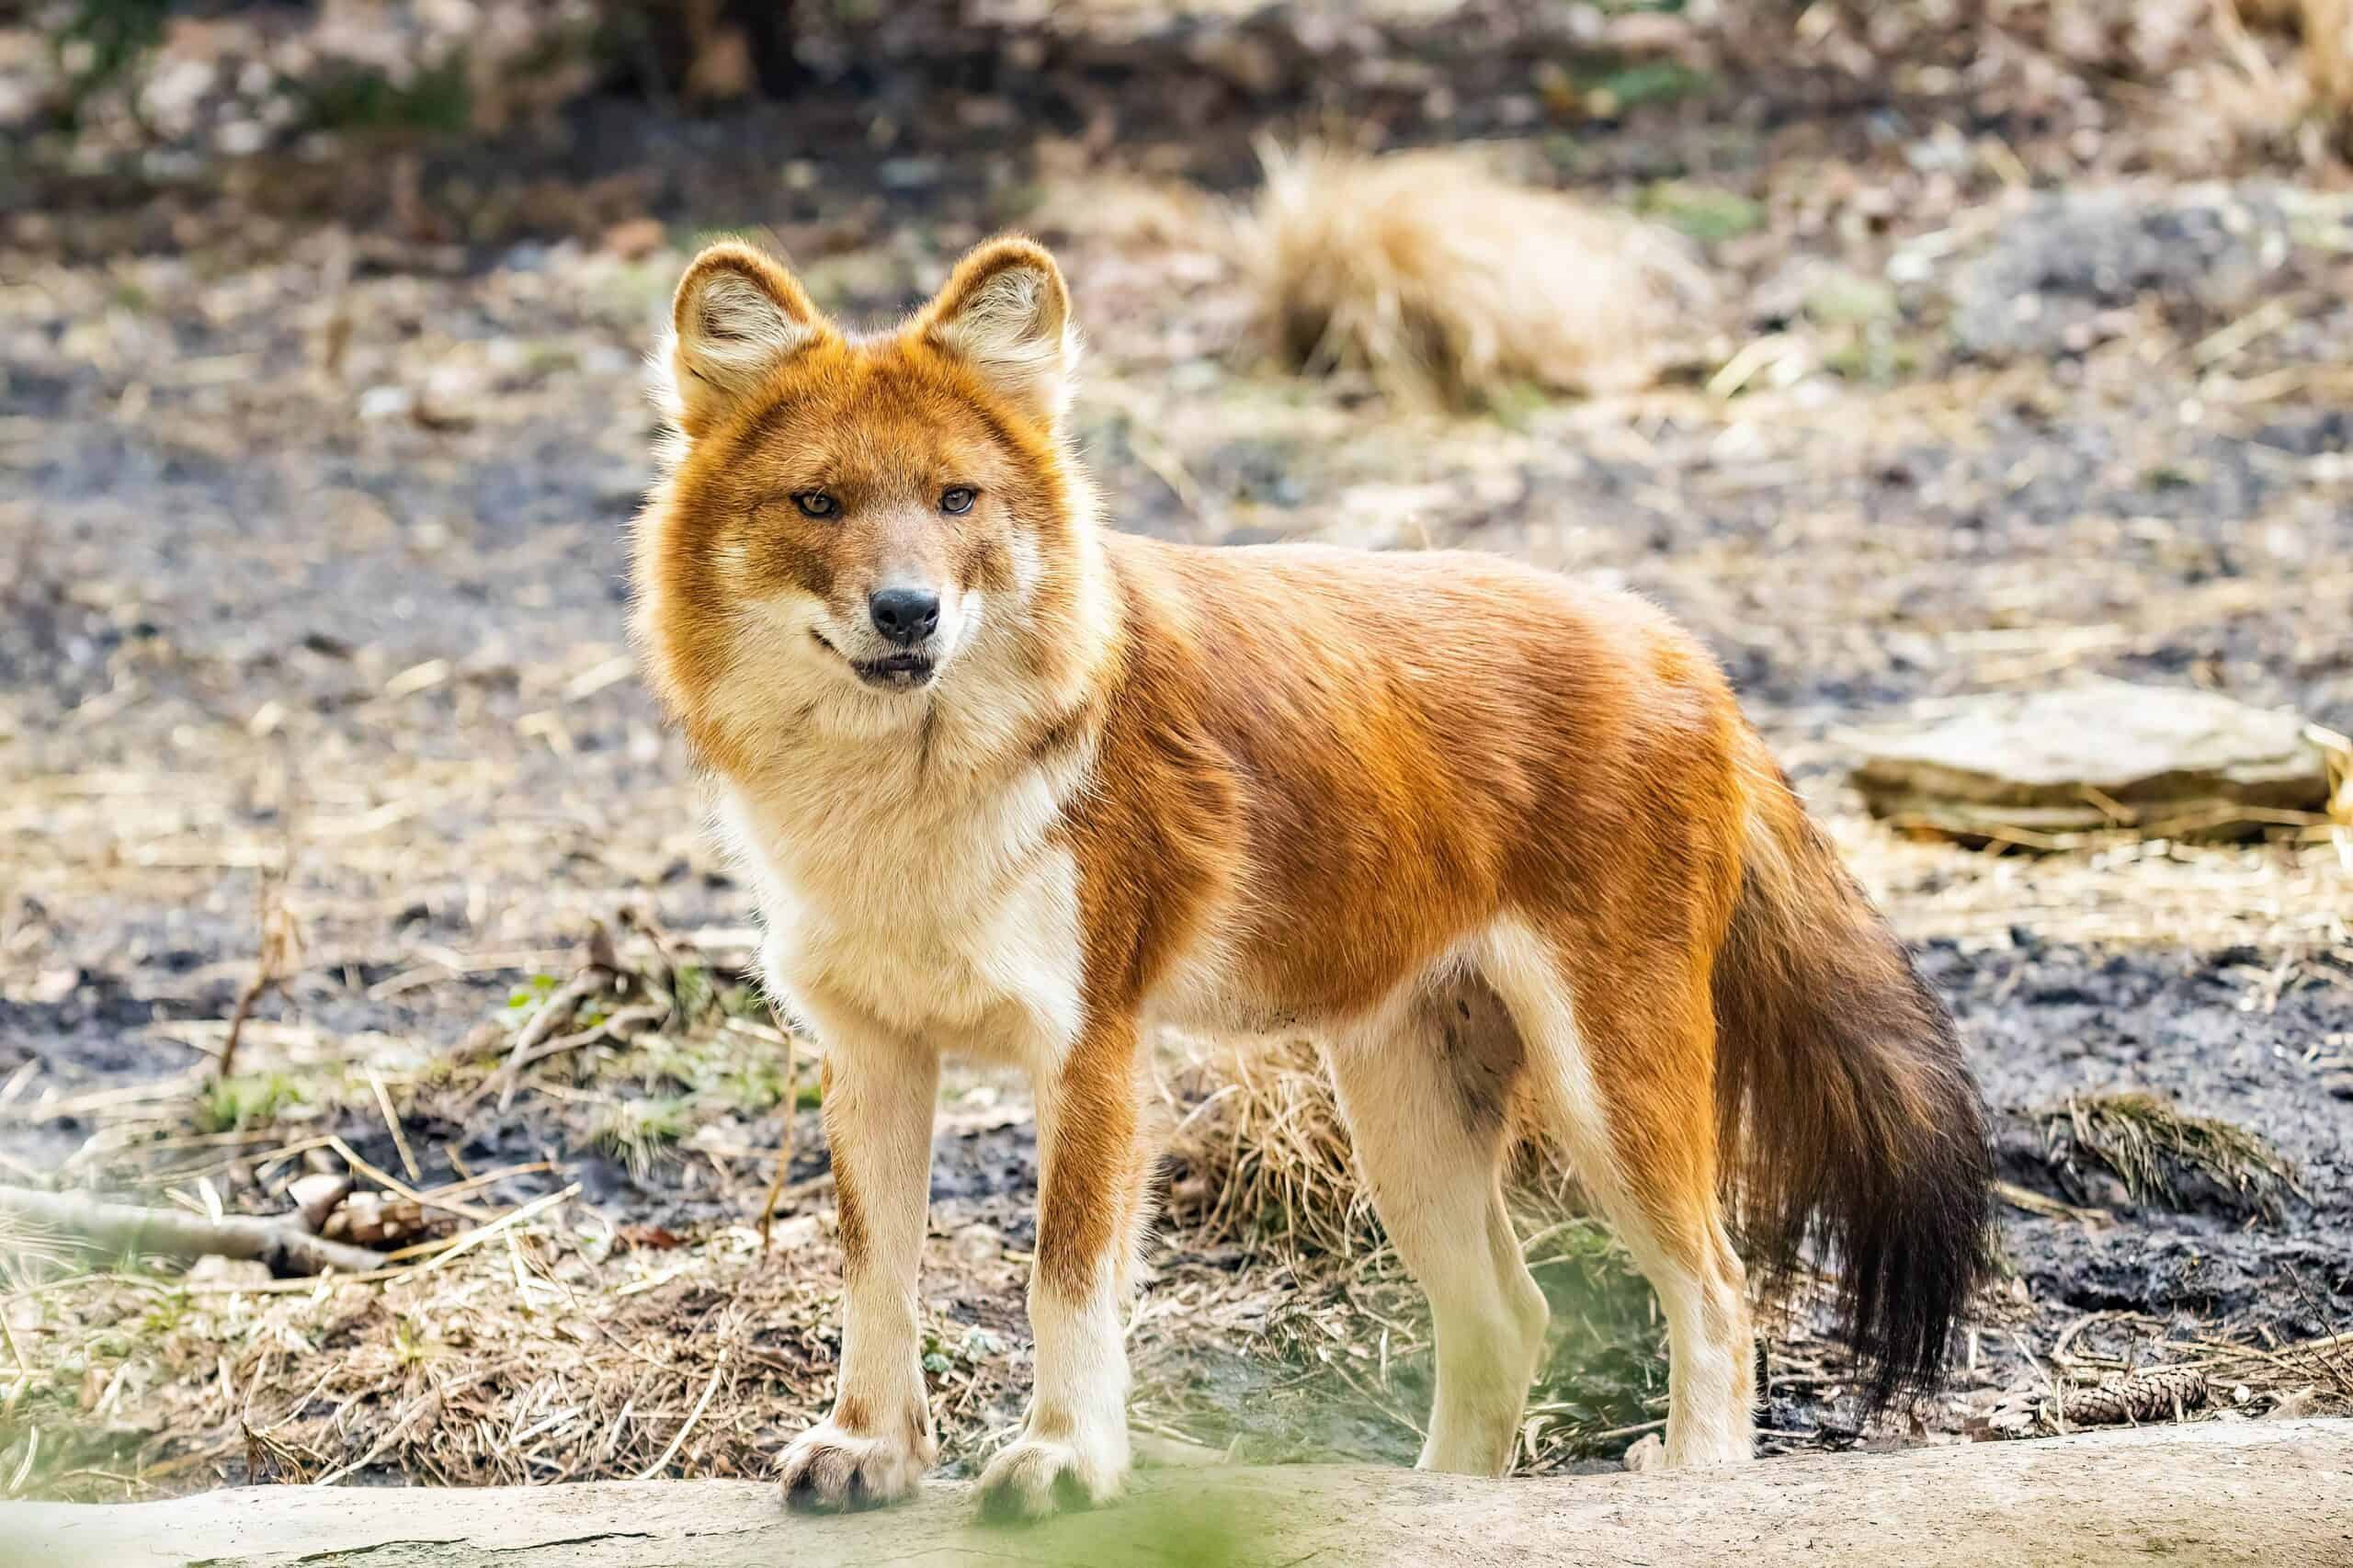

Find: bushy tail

[1713,745,1993,1410]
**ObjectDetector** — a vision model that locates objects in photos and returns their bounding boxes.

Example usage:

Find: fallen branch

[0,1187,386,1278]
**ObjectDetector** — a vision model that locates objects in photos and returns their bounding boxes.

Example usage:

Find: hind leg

[1324,978,1549,1475]
[1480,920,1756,1468]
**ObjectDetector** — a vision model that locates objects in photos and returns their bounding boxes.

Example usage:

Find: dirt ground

[3,0,2349,1504]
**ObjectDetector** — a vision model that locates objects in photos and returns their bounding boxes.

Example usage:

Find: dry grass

[1237,142,1711,408]
[2303,0,2353,131]
[227,1243,834,1486]
[2043,1091,2302,1220]
[1821,805,2352,957]
[0,1202,1036,1497]
[1157,1031,1581,1265]
[1160,1033,1372,1260]
[1025,169,1222,249]
[2197,0,2353,161]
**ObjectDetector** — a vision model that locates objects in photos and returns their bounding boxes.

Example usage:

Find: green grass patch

[507,972,561,1010]
[300,59,472,134]
[1823,330,1926,384]
[1640,181,1763,245]
[592,1096,692,1179]
[1585,61,1710,114]
[49,0,169,116]
[195,1073,303,1134]
[1523,1217,1667,1456]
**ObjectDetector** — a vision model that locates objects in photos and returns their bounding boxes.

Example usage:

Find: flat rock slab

[1845,678,2338,841]
[14,1419,2353,1568]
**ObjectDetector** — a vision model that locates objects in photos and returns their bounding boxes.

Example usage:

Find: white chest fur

[716,750,1089,1064]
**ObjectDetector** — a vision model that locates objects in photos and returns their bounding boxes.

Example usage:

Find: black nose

[868,586,940,646]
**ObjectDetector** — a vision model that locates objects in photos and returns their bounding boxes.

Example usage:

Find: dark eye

[940,486,976,516]
[792,492,837,519]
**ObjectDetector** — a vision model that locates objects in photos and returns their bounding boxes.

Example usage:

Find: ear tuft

[921,237,1080,428]
[665,244,824,437]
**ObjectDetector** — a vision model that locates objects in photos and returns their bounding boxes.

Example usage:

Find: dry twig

[0,1186,385,1277]
[216,868,300,1080]
[757,1018,800,1252]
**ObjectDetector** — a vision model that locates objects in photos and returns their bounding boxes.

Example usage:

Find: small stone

[29,967,80,1004]
[186,1256,272,1290]
[414,362,485,430]
[947,1222,1004,1267]
[214,119,268,158]
[288,1171,352,1233]
[357,384,415,422]
[766,1213,820,1251]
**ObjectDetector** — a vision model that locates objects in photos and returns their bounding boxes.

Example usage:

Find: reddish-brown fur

[633,235,1990,1517]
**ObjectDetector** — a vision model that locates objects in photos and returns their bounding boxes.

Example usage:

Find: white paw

[974,1429,1130,1522]
[778,1418,933,1513]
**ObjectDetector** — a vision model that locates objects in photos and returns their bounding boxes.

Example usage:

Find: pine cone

[2060,1366,2209,1427]
[323,1192,426,1247]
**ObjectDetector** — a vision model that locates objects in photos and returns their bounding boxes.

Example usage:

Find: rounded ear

[918,236,1081,429]
[665,243,827,437]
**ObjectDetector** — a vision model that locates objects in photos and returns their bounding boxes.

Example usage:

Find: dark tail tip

[1716,811,1995,1412]
[1829,1013,1995,1411]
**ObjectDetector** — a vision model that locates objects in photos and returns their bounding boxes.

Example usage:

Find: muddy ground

[3,0,2350,1501]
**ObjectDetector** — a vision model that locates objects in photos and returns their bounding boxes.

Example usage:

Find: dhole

[631,235,1991,1519]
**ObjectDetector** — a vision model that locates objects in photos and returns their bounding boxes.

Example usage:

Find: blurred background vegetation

[11,0,2353,165]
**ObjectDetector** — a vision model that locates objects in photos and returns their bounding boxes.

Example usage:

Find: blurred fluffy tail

[1713,744,1993,1409]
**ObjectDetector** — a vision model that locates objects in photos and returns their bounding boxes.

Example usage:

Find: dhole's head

[634,235,1097,762]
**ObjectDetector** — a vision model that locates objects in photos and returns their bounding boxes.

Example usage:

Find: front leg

[779,1012,940,1512]
[977,1016,1151,1522]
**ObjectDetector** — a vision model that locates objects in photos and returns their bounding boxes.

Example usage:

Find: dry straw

[1161,1033,1374,1261]
[1236,141,1713,408]
[1157,1030,1581,1265]
[2043,1091,2302,1221]
[2302,0,2353,131]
